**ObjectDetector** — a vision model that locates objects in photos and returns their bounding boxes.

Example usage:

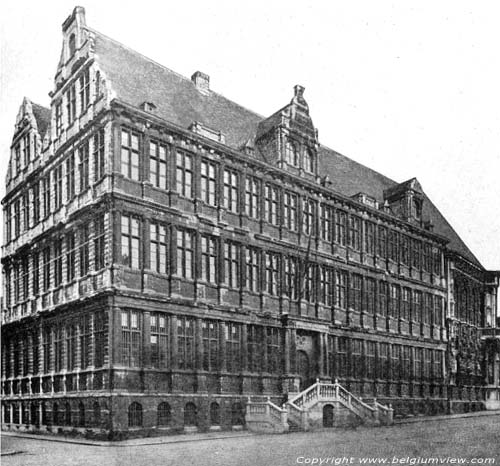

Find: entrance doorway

[297,350,310,390]
[323,404,334,427]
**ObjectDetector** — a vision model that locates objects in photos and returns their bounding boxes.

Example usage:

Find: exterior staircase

[245,379,393,433]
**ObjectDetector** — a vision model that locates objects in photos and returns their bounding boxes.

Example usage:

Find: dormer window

[284,139,299,167]
[69,33,76,57]
[304,148,314,173]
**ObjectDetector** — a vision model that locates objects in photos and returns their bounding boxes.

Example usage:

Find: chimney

[294,84,305,98]
[191,71,210,95]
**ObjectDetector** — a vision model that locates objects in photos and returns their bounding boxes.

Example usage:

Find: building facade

[2,7,499,438]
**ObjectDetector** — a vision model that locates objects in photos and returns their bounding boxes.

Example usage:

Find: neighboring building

[1,7,499,437]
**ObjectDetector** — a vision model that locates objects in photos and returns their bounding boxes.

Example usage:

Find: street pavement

[2,413,499,466]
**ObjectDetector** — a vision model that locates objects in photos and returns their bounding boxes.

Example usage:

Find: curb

[394,410,500,425]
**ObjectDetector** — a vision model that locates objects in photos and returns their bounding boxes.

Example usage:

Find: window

[422,243,432,273]
[54,325,64,372]
[202,320,219,371]
[175,150,193,198]
[266,327,281,373]
[284,256,298,300]
[264,184,279,225]
[350,274,362,311]
[157,402,171,426]
[177,316,195,370]
[94,215,105,271]
[414,347,423,381]
[320,205,334,242]
[283,191,298,231]
[150,313,168,369]
[245,247,260,292]
[66,84,76,125]
[364,278,376,315]
[304,148,314,173]
[128,402,143,427]
[351,339,363,378]
[433,350,442,381]
[434,296,443,327]
[413,290,423,324]
[13,263,20,304]
[42,247,50,291]
[377,226,387,258]
[379,342,390,379]
[388,230,398,262]
[335,270,347,309]
[265,252,280,295]
[79,223,90,276]
[247,325,262,372]
[79,140,90,192]
[284,139,298,166]
[401,288,411,321]
[209,402,220,425]
[66,232,75,281]
[400,235,410,266]
[347,215,361,250]
[5,205,11,243]
[389,284,400,319]
[302,199,316,236]
[245,176,259,218]
[201,235,217,283]
[54,238,63,287]
[224,241,240,289]
[147,222,168,274]
[22,192,29,232]
[200,160,216,205]
[120,129,140,180]
[319,266,334,306]
[66,153,75,200]
[411,238,421,269]
[432,247,441,275]
[32,183,40,225]
[337,337,348,377]
[365,222,376,255]
[66,324,77,371]
[93,129,105,181]
[424,349,432,381]
[14,145,21,177]
[223,168,239,212]
[121,310,141,367]
[335,211,346,246]
[22,134,31,166]
[176,229,194,279]
[68,34,76,56]
[95,71,101,99]
[121,215,140,269]
[93,402,101,426]
[392,345,401,380]
[43,328,51,372]
[21,258,29,302]
[184,402,197,426]
[401,346,411,380]
[80,315,92,369]
[32,252,39,296]
[55,102,63,136]
[304,264,316,303]
[149,140,168,189]
[231,402,245,426]
[54,165,63,209]
[79,68,90,111]
[424,293,433,326]
[226,323,241,372]
[42,175,51,218]
[13,199,20,238]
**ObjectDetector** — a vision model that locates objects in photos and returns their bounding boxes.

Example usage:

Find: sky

[1,0,499,269]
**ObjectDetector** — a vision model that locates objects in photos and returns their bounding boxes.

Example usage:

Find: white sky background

[1,0,499,269]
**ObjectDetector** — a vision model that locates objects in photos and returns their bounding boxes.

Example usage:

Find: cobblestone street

[2,414,499,466]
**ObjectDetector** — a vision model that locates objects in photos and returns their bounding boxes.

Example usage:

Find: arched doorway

[297,350,310,390]
[323,404,334,428]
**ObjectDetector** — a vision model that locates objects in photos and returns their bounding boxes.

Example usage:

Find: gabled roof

[31,102,51,138]
[90,28,483,269]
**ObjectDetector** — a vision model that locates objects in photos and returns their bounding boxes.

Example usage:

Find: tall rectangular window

[5,205,11,243]
[350,274,362,311]
[320,205,334,242]
[411,238,421,269]
[401,346,411,380]
[55,102,63,136]
[150,222,167,274]
[79,68,90,111]
[22,134,31,166]
[94,313,106,368]
[223,168,239,212]
[21,257,29,302]
[176,229,194,279]
[364,278,376,315]
[42,247,50,292]
[304,264,316,303]
[422,243,432,273]
[80,315,92,369]
[32,252,39,296]
[401,288,411,321]
[302,199,316,236]
[94,215,105,271]
[121,310,141,367]
[379,342,390,379]
[264,184,279,225]
[66,153,75,200]
[66,84,76,125]
[54,325,64,372]
[335,210,347,246]
[224,241,240,289]
[150,313,168,369]
[201,160,216,205]
[43,328,52,373]
[175,150,193,198]
[365,221,376,255]
[266,328,281,373]
[400,235,410,266]
[32,183,40,225]
[202,320,219,371]
[265,251,280,296]
[22,192,29,232]
[54,238,63,287]
[351,339,363,378]
[378,226,387,258]
[54,164,63,209]
[93,128,105,181]
[121,215,140,269]
[389,284,400,319]
[66,324,77,371]
[413,290,423,323]
[177,316,195,370]
[245,176,259,218]
[335,270,348,309]
[201,235,217,283]
[388,230,399,262]
[14,199,20,238]
[283,191,298,231]
[149,140,168,189]
[337,337,348,377]
[414,347,423,381]
[348,215,361,250]
[432,247,441,276]
[225,323,241,373]
[66,232,75,282]
[247,325,262,372]
[284,256,298,300]
[319,266,334,306]
[80,223,90,276]
[121,129,140,180]
[42,175,51,218]
[245,247,260,292]
[434,296,443,327]
[79,140,90,192]
[392,345,401,380]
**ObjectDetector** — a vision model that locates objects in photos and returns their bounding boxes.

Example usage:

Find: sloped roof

[31,102,51,138]
[91,28,483,269]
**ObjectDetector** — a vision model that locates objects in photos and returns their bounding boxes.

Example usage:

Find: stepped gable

[90,26,482,269]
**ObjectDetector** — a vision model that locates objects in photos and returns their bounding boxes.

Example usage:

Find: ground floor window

[128,402,143,427]
[231,402,244,425]
[210,402,220,425]
[184,402,197,426]
[157,402,171,426]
